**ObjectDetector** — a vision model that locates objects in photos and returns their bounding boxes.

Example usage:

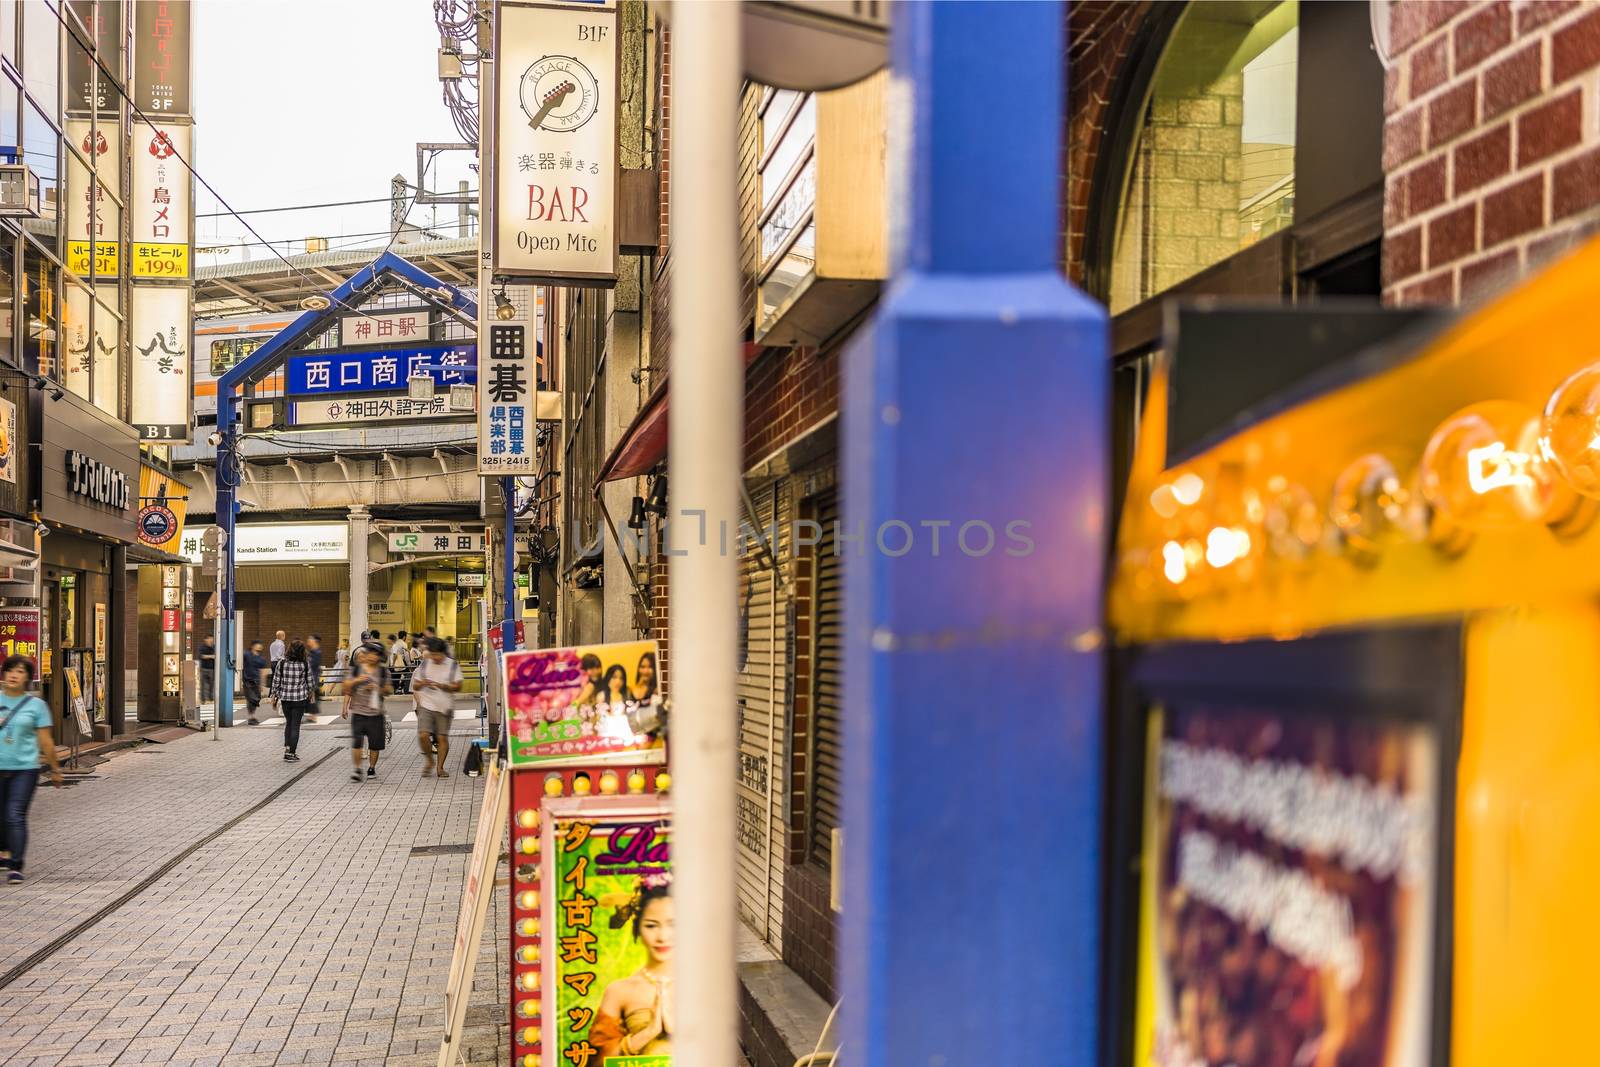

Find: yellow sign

[67,240,120,277]
[138,463,189,550]
[131,242,190,278]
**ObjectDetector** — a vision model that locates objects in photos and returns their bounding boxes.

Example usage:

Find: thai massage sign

[504,640,665,768]
[493,0,618,283]
[545,805,673,1067]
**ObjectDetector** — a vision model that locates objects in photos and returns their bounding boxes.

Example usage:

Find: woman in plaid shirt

[270,640,314,762]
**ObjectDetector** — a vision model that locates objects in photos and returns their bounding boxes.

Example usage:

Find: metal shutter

[811,488,843,869]
[735,480,790,949]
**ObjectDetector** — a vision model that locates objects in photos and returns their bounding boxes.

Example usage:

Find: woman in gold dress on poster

[589,872,674,1061]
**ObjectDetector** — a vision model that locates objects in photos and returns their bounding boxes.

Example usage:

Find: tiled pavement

[0,711,513,1066]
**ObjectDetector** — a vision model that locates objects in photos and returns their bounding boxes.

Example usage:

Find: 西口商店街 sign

[493,0,618,283]
[287,343,477,396]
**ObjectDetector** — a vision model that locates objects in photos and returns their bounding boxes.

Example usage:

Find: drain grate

[409,843,473,857]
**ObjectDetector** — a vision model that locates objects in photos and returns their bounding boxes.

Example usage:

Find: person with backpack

[269,640,314,763]
[412,637,463,778]
[389,632,412,694]
[342,645,392,783]
[0,655,63,884]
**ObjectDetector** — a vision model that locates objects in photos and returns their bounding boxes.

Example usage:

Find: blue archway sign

[210,252,478,726]
[840,3,1109,1064]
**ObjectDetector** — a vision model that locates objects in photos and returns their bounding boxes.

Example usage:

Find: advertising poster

[0,395,16,484]
[547,809,672,1067]
[504,640,664,768]
[0,608,39,671]
[1133,706,1440,1067]
[129,284,191,440]
[130,123,192,279]
[66,665,91,736]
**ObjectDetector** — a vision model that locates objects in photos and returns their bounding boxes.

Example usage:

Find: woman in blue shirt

[0,654,63,884]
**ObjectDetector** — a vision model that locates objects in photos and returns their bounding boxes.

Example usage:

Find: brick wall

[744,346,840,468]
[1066,1,1153,287]
[1383,0,1600,305]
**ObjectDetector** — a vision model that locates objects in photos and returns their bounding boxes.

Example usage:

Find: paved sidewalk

[0,721,510,1066]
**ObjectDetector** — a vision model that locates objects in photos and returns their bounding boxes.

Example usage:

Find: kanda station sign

[493,0,618,285]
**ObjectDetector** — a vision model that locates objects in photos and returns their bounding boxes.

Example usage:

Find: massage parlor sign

[543,799,672,1067]
[1133,705,1441,1067]
[504,640,665,769]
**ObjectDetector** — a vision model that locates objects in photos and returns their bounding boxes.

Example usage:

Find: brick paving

[0,708,512,1066]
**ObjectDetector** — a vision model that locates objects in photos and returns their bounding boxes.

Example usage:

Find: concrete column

[348,504,370,646]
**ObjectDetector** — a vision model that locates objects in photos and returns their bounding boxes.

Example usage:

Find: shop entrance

[41,568,89,746]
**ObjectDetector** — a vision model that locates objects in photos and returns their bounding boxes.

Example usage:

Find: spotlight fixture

[47,385,63,401]
[627,495,647,531]
[299,293,331,311]
[494,285,516,321]
[645,475,668,517]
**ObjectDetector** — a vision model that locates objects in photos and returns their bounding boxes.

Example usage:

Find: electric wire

[195,191,477,220]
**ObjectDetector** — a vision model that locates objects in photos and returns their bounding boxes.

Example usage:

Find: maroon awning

[592,342,763,495]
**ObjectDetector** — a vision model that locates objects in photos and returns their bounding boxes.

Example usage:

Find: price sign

[0,608,39,670]
[131,244,190,277]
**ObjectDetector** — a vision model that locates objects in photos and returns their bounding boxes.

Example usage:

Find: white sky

[191,0,479,268]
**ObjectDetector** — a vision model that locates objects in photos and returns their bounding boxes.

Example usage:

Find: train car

[192,309,299,427]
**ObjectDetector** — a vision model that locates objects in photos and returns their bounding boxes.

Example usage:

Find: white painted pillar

[348,504,370,646]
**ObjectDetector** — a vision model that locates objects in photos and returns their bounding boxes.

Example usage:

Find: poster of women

[504,640,666,768]
[547,806,672,1067]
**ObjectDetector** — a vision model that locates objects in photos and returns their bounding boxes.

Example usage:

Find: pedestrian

[306,634,324,719]
[243,641,267,726]
[342,645,392,783]
[412,637,462,778]
[198,635,216,704]
[334,642,350,673]
[270,640,314,763]
[0,655,64,885]
[389,631,412,694]
[269,630,287,666]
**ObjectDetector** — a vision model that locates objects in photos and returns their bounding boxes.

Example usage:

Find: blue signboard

[285,342,477,396]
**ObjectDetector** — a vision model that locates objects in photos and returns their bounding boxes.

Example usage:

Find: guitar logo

[518,55,600,133]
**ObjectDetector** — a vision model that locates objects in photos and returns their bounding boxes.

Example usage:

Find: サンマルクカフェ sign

[493,0,619,284]
[67,450,131,509]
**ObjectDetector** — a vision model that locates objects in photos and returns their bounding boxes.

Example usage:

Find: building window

[20,0,58,118]
[1108,1,1299,314]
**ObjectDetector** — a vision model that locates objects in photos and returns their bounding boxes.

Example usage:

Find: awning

[592,342,764,494]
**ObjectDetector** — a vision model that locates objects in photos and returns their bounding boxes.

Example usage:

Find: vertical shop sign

[64,120,121,278]
[131,123,192,279]
[493,0,619,283]
[129,285,191,440]
[547,811,672,1067]
[133,0,191,117]
[478,320,536,474]
[66,0,125,116]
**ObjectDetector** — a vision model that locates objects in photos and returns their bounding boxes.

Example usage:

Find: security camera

[206,430,224,447]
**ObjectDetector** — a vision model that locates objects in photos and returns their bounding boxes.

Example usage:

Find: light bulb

[517,918,540,937]
[515,946,539,964]
[1421,401,1556,529]
[517,836,540,856]
[544,774,564,797]
[517,999,541,1019]
[572,773,592,796]
[599,770,619,795]
[626,770,646,794]
[521,1054,541,1067]
[1330,454,1410,561]
[516,971,540,992]
[1541,361,1600,498]
[1262,478,1323,561]
[655,771,671,792]
[517,890,539,910]
[516,808,540,830]
[519,1025,540,1044]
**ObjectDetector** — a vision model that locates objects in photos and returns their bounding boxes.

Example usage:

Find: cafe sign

[67,449,131,509]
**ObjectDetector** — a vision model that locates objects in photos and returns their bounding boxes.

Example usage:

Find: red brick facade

[1383,1,1600,304]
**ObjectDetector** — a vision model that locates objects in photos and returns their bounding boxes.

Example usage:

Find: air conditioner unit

[0,163,40,217]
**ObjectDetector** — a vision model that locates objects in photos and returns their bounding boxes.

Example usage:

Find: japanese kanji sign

[129,285,191,441]
[66,0,124,116]
[387,531,487,554]
[493,0,619,283]
[290,396,466,428]
[131,122,192,279]
[133,0,191,117]
[478,322,537,474]
[64,119,122,279]
[545,808,672,1067]
[285,343,477,396]
[504,640,666,769]
[339,309,431,345]
[62,282,119,414]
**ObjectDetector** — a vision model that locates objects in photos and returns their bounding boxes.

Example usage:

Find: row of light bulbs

[1134,362,1600,594]
[543,767,671,797]
[514,805,543,1067]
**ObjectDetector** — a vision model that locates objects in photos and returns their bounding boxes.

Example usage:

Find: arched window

[1108,1,1300,314]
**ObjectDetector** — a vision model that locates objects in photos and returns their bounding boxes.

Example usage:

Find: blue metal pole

[214,400,237,729]
[841,4,1108,1066]
[501,476,517,655]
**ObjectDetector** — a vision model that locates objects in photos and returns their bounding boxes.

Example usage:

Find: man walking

[243,641,268,726]
[342,645,391,783]
[306,634,324,719]
[198,635,216,705]
[269,630,287,667]
[412,637,462,778]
